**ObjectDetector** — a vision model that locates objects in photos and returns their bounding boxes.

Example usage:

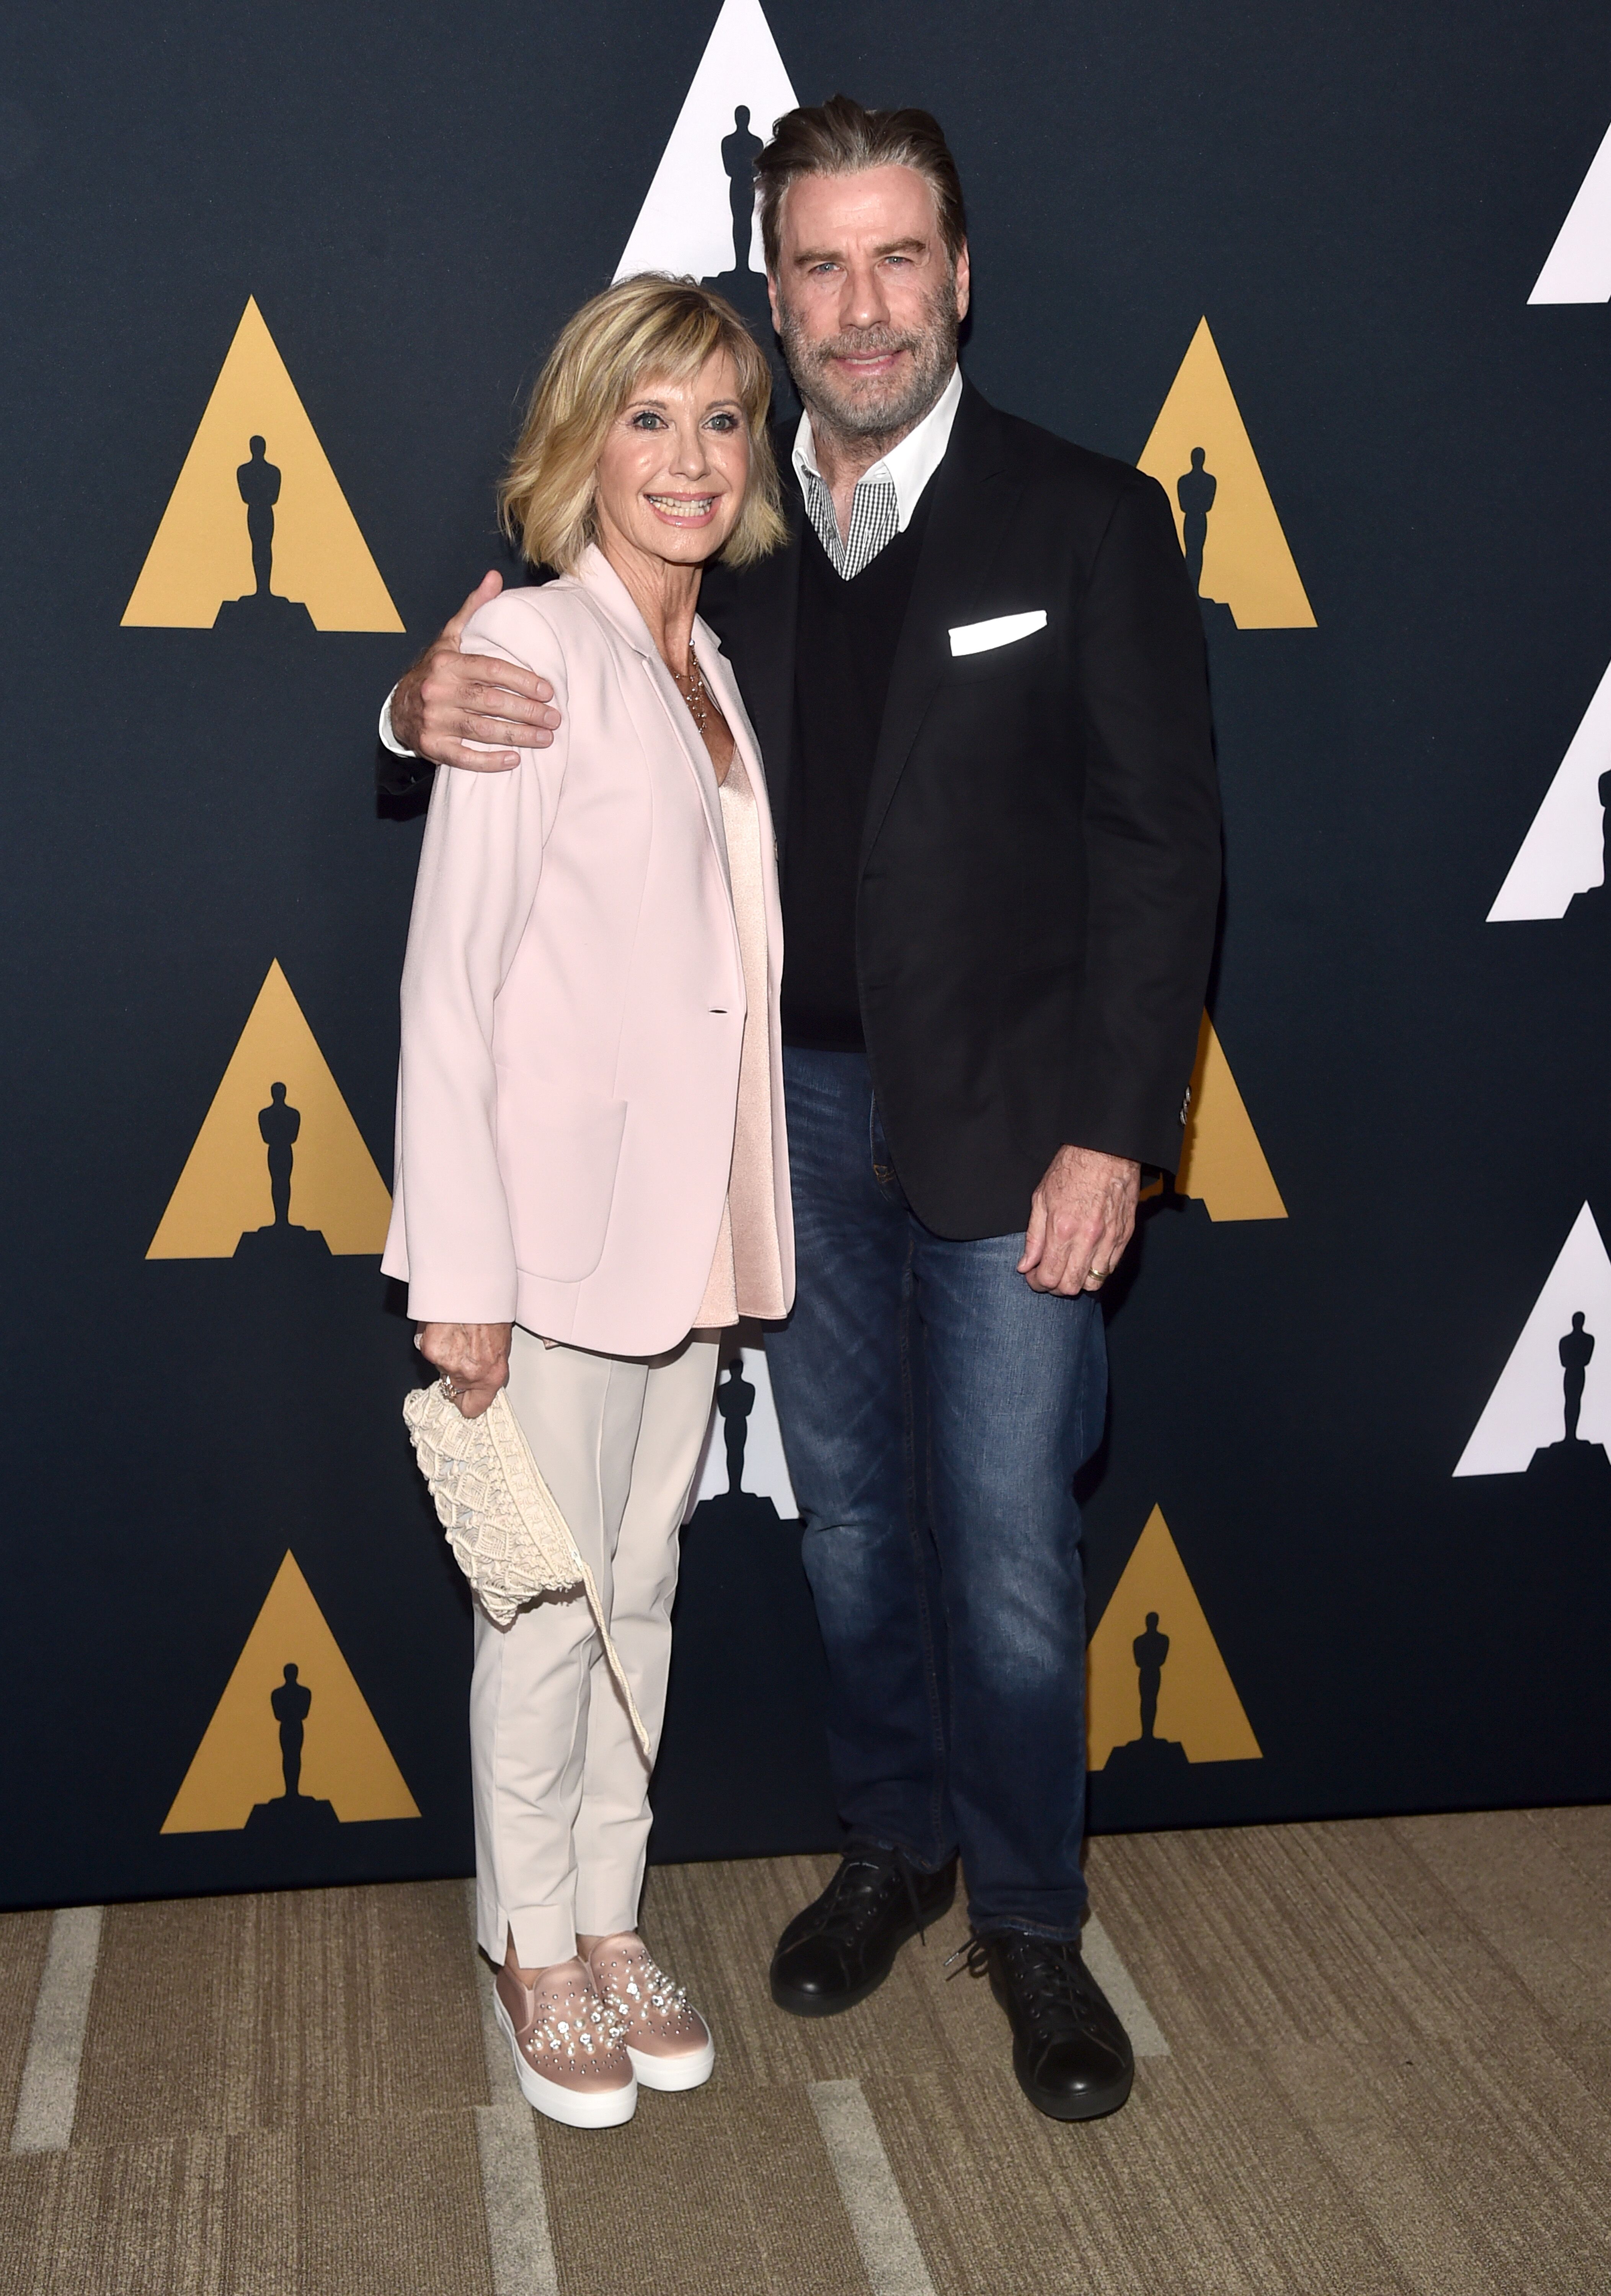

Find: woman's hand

[416,1322,513,1419]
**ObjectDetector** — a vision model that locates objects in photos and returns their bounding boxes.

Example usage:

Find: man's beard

[778,272,959,450]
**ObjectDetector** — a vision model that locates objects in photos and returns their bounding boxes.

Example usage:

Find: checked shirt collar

[791,364,962,581]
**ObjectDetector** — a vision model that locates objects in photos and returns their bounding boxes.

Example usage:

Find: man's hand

[1019,1146,1141,1296]
[390,572,561,770]
[416,1321,513,1419]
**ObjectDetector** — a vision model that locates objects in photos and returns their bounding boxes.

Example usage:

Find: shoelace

[809,1844,932,1947]
[945,1929,1103,2039]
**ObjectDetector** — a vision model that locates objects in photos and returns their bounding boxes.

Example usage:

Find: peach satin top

[695,747,787,1328]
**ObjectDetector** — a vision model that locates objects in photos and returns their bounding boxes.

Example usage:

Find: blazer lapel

[859,386,1022,869]
[573,546,731,890]
[696,631,785,962]
[697,479,803,847]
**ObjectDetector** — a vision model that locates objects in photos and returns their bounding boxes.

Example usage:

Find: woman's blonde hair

[498,275,786,573]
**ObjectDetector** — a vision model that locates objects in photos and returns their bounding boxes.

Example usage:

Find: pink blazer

[382,546,793,1357]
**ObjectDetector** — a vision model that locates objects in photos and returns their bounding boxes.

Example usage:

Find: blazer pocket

[948,610,1048,657]
[945,610,1052,683]
[499,1088,628,1284]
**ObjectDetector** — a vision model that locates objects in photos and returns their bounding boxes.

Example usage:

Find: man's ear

[953,239,971,324]
[766,271,782,334]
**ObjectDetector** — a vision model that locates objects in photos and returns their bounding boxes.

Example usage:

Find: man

[380,97,1221,2122]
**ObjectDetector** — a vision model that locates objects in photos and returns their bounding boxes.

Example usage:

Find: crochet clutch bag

[402,1380,648,1757]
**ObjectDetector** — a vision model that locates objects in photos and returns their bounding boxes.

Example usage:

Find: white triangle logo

[613,0,798,283]
[1529,119,1611,304]
[1454,1204,1611,1475]
[686,1340,799,1518]
[1487,658,1611,920]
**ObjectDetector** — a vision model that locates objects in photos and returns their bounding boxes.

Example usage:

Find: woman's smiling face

[591,351,750,573]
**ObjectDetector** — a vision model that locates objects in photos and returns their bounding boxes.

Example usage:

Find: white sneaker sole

[494,1994,638,2128]
[628,2034,715,2091]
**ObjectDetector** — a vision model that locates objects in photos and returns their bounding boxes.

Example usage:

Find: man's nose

[839,260,891,332]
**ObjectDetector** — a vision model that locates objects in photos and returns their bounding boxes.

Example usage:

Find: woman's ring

[440,1373,463,1401]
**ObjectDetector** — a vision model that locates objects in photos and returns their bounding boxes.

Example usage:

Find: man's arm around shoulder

[375,571,563,797]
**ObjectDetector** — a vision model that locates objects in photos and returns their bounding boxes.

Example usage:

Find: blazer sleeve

[1069,471,1222,1171]
[391,594,570,1321]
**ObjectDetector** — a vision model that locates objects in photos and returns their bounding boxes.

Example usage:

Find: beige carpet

[3,1810,1608,2294]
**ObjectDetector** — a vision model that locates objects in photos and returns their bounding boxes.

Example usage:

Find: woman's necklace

[669,641,713,733]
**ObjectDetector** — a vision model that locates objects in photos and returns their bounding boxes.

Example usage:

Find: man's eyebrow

[790,235,929,266]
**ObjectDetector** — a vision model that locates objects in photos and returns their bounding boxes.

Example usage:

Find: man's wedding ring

[1088,1265,1107,1283]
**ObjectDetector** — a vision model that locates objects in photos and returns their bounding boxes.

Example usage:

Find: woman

[383,277,792,2129]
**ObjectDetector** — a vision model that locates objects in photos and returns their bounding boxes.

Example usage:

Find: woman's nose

[668,433,712,479]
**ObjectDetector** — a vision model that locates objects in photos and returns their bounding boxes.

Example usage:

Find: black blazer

[381,380,1222,1240]
[698,381,1222,1238]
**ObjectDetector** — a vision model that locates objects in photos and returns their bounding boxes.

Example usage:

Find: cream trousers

[470,1323,720,1970]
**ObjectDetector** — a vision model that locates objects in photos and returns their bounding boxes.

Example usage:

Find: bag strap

[486,1393,651,1760]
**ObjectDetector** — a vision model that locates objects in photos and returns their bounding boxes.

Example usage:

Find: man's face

[768,163,970,442]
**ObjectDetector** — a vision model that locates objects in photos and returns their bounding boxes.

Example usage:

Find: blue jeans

[766,1048,1106,1939]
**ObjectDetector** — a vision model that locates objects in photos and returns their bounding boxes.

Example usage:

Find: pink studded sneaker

[492,1953,637,2128]
[584,1933,715,2092]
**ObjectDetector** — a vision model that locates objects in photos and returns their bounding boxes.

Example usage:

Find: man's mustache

[808,329,922,366]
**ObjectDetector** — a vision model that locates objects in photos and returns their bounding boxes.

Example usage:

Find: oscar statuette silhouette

[245,1664,340,1836]
[212,437,316,631]
[1102,1611,1191,1781]
[698,106,797,421]
[1177,445,1236,639]
[1524,1311,1611,1497]
[232,1083,331,1260]
[717,1355,756,1495]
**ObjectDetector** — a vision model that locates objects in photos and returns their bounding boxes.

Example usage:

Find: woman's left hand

[417,1322,513,1419]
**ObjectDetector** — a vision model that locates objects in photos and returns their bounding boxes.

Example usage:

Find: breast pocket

[944,613,1054,684]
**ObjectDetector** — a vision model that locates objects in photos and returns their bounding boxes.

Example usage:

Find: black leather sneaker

[770,1843,958,2017]
[964,1929,1134,2120]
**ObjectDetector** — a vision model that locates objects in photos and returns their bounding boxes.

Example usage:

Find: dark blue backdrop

[2,1,1608,1909]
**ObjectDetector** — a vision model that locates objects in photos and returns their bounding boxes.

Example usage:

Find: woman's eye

[707,413,738,432]
[630,410,664,430]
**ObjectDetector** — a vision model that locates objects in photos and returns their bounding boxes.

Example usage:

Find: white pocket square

[948,610,1048,657]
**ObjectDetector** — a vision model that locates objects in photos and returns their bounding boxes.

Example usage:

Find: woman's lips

[644,492,718,523]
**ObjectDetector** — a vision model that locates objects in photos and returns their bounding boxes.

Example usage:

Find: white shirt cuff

[378,689,413,757]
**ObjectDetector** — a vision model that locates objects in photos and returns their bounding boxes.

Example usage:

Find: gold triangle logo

[1137,316,1315,630]
[1170,1011,1287,1220]
[122,297,403,632]
[1141,1014,1286,1219]
[147,960,392,1258]
[1087,1505,1262,1768]
[162,1551,420,1831]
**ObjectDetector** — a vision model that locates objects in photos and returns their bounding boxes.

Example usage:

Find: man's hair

[755,94,967,275]
[498,275,785,574]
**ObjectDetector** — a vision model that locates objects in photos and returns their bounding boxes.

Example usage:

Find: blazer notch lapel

[860,397,1020,868]
[701,493,804,832]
